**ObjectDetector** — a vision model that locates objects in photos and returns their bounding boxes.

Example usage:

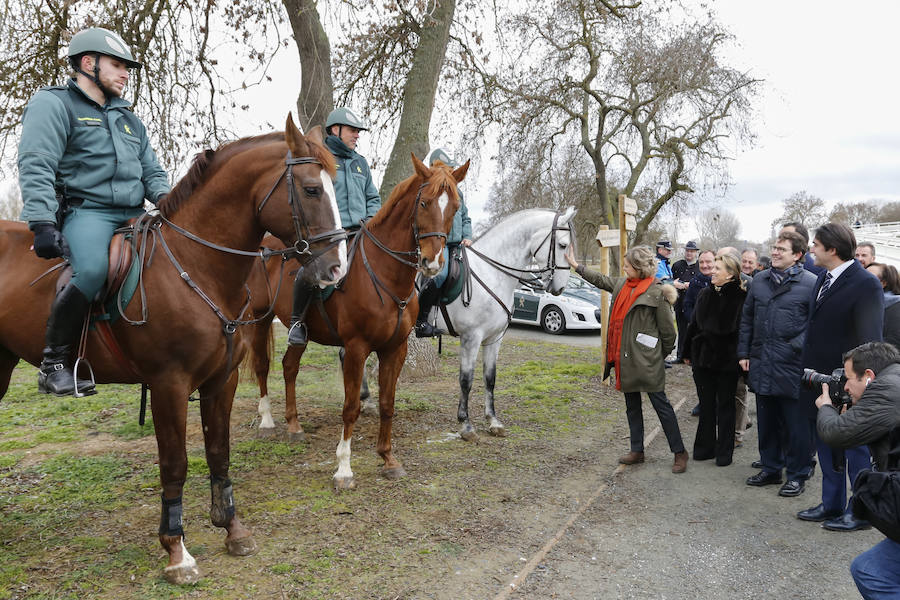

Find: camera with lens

[801,367,852,410]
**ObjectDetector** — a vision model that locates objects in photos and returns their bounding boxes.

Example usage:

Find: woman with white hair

[566,246,688,474]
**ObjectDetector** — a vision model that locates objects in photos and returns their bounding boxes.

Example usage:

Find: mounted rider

[414,148,472,338]
[287,106,381,346]
[18,27,170,397]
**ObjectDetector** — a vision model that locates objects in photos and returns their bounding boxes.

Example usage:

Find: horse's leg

[199,370,257,557]
[374,342,407,480]
[340,347,376,416]
[250,322,277,437]
[282,343,307,443]
[150,381,199,585]
[333,343,366,491]
[0,346,20,400]
[457,333,481,441]
[481,337,506,437]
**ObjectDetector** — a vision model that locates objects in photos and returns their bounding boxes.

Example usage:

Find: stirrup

[72,356,97,398]
[287,321,308,346]
[415,321,444,338]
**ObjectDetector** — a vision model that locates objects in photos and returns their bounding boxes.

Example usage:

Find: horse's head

[409,154,469,276]
[531,207,577,296]
[258,114,348,286]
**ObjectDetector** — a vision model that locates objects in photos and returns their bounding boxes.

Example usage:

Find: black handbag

[851,428,900,542]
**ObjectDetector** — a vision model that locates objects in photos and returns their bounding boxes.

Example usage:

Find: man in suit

[797,222,884,531]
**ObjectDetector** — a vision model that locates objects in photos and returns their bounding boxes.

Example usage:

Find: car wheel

[541,306,566,335]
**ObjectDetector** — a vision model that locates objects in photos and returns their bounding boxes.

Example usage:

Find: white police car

[511,274,604,334]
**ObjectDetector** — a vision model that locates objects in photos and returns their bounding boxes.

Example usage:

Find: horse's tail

[239,321,275,384]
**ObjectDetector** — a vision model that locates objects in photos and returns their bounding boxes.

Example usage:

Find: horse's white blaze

[438,190,449,215]
[163,540,198,577]
[321,169,348,282]
[334,435,353,480]
[257,394,275,430]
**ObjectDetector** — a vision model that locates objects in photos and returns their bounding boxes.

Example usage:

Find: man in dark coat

[797,223,884,531]
[738,231,817,497]
[670,240,699,364]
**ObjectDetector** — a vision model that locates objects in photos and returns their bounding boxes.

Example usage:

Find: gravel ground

[504,363,879,600]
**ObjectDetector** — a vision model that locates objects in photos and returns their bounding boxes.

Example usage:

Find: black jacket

[683,279,747,372]
[818,362,900,470]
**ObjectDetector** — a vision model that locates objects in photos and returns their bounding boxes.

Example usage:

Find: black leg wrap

[159,494,185,538]
[209,475,236,527]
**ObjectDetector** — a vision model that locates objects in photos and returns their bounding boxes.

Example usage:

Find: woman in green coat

[566,246,688,474]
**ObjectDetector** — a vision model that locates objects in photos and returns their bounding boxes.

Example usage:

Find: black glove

[31,222,69,259]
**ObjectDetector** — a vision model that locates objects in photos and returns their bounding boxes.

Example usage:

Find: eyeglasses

[770,245,792,254]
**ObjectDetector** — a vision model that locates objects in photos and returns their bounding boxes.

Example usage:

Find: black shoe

[822,513,871,532]
[797,503,842,522]
[751,460,763,469]
[690,404,700,417]
[666,358,684,365]
[778,480,805,497]
[38,284,96,397]
[287,320,307,346]
[415,321,444,338]
[746,470,783,487]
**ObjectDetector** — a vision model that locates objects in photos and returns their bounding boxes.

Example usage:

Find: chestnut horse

[0,116,347,584]
[245,156,468,490]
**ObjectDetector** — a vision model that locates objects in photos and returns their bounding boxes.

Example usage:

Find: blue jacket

[737,267,818,398]
[325,135,381,229]
[683,272,711,323]
[447,190,472,245]
[655,253,673,281]
[18,79,169,226]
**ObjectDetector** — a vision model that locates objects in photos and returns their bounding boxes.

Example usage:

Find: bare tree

[462,1,759,242]
[696,207,741,250]
[771,191,828,230]
[283,0,333,132]
[828,200,882,227]
[0,183,21,220]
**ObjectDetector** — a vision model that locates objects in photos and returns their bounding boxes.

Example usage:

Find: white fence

[855,222,900,268]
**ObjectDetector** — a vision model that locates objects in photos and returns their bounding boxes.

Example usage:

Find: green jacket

[576,266,677,393]
[18,79,169,226]
[448,190,472,244]
[325,135,381,229]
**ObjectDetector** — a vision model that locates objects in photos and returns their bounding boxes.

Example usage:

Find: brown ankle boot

[618,451,645,465]
[672,451,688,474]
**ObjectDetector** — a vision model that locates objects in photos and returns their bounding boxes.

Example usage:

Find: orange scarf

[608,277,654,390]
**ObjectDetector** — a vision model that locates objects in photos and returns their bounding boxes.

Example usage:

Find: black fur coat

[683,279,747,372]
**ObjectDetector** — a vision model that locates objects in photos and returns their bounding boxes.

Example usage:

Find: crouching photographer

[815,341,900,599]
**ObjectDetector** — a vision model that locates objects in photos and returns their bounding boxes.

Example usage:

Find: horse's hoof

[226,535,258,556]
[489,425,506,437]
[257,427,276,439]
[164,563,201,586]
[360,400,378,418]
[380,465,407,480]
[460,423,477,442]
[287,430,306,443]
[333,476,357,492]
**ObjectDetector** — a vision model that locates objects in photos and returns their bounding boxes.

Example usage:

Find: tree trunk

[378,0,456,199]
[283,0,333,133]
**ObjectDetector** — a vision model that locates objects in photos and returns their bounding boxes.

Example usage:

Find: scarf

[770,262,803,286]
[608,277,654,390]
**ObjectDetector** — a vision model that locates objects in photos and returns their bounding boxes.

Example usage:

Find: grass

[0,330,618,599]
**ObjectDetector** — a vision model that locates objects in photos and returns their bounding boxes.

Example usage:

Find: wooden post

[598,225,611,384]
[618,194,627,276]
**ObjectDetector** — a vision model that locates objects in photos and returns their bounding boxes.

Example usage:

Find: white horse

[434,207,576,440]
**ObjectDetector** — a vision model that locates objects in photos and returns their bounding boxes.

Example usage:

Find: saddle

[438,245,466,305]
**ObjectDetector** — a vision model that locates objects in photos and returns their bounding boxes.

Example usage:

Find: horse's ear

[451,159,471,184]
[307,125,324,147]
[412,153,432,179]
[560,206,577,224]
[284,113,306,155]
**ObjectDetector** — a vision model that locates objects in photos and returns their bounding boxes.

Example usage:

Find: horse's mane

[158,131,336,218]
[367,162,459,228]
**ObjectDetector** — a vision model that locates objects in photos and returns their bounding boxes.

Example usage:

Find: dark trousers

[812,423,871,514]
[756,394,811,481]
[692,367,738,465]
[623,391,685,454]
[674,307,688,360]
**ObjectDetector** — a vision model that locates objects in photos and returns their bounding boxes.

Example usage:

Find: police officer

[414,148,472,338]
[287,107,381,346]
[18,27,170,396]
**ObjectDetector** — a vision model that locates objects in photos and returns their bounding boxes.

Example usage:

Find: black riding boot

[415,279,445,338]
[288,269,316,347]
[38,284,96,396]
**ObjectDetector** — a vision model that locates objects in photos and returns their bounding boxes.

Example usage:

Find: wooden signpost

[618,194,637,275]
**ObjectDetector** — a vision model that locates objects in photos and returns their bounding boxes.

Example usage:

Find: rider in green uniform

[287,107,381,346]
[18,28,170,396]
[414,148,472,337]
